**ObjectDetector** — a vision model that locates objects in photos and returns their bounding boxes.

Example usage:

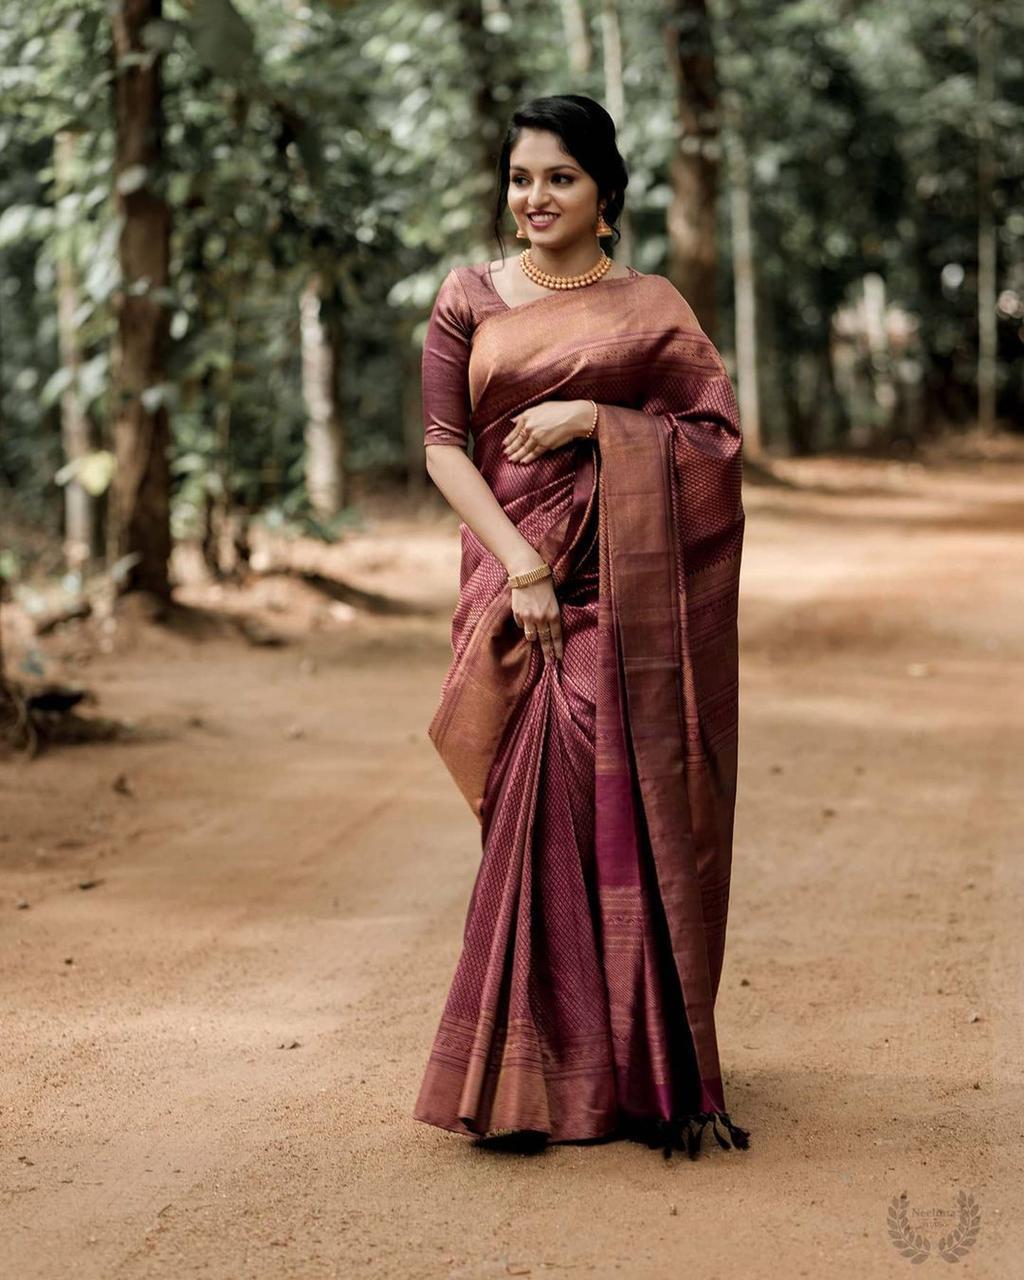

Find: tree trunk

[664,0,720,340]
[861,272,898,439]
[109,0,173,598]
[784,351,817,456]
[455,0,523,248]
[976,0,997,432]
[301,273,346,518]
[0,568,17,745]
[599,0,636,268]
[207,260,241,576]
[823,336,851,447]
[54,130,99,574]
[560,0,592,75]
[724,97,760,457]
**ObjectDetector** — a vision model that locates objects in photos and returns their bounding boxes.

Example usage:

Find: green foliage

[1,0,1022,545]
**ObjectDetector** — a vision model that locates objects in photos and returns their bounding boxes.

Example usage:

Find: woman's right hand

[512,578,563,662]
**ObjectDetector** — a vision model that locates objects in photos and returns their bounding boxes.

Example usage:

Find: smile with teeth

[528,213,559,226]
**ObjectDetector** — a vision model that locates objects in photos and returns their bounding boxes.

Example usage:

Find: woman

[414,94,749,1162]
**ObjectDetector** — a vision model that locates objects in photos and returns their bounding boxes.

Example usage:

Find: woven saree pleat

[414,591,618,1139]
[594,471,701,1124]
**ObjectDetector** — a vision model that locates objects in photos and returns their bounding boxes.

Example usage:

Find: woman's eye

[511,175,573,185]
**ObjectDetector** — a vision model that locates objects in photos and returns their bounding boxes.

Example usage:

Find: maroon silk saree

[415,262,749,1160]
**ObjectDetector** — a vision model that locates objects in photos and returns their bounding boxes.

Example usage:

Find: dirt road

[2,450,1022,1278]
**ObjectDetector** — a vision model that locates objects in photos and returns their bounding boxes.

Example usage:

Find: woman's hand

[511,577,563,661]
[502,399,594,464]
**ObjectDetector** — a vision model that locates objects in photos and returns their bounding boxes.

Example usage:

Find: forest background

[0,0,1021,611]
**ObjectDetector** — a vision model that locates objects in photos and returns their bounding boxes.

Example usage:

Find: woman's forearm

[425,444,547,575]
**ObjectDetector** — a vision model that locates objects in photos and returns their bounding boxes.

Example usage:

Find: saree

[414,261,749,1160]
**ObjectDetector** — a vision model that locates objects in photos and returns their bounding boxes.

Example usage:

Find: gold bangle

[507,562,552,590]
[583,399,599,439]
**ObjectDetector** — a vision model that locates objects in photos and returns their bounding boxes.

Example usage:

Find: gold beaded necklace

[519,247,614,290]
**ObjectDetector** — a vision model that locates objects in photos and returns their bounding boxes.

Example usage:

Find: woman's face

[507,128,603,248]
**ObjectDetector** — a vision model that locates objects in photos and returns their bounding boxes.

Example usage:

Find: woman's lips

[528,213,559,227]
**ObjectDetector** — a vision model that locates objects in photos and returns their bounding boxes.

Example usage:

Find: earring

[515,222,528,239]
[595,210,613,237]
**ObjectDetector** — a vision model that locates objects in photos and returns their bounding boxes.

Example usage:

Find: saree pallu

[415,267,749,1159]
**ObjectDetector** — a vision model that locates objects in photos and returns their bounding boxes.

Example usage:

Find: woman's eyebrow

[509,164,580,173]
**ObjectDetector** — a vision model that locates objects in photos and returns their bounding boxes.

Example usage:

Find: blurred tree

[109,0,173,598]
[599,0,635,267]
[52,129,101,573]
[301,271,346,517]
[562,0,593,77]
[976,0,996,432]
[723,88,760,456]
[665,0,720,340]
[454,0,528,248]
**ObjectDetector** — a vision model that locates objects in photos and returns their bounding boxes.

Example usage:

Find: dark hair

[491,94,629,261]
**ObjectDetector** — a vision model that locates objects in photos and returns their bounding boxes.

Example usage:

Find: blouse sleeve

[422,268,474,449]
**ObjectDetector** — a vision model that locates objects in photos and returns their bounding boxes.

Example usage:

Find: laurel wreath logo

[888,1192,931,1263]
[886,1190,981,1264]
[936,1191,982,1262]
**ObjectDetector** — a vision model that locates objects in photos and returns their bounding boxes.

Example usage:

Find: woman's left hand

[502,400,594,464]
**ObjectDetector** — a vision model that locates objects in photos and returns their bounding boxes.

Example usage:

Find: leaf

[140,382,178,413]
[54,451,116,496]
[78,354,109,407]
[0,549,20,581]
[188,0,259,83]
[40,367,74,409]
[117,165,149,195]
[141,18,183,52]
[77,450,117,496]
[0,204,47,247]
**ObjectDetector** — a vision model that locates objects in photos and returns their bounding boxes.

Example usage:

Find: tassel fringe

[620,1111,751,1161]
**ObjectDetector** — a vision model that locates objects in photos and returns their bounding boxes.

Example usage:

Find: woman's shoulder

[633,273,704,329]
[451,260,498,294]
[432,261,501,324]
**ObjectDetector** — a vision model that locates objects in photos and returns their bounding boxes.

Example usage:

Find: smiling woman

[415,94,749,1163]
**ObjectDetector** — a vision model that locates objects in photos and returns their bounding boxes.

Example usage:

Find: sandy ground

[1,447,1022,1279]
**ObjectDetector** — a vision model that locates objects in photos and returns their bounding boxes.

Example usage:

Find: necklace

[519,247,613,290]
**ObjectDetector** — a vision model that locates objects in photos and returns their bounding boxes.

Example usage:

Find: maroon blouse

[421,262,642,451]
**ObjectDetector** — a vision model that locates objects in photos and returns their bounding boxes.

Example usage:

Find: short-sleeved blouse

[421,269,477,449]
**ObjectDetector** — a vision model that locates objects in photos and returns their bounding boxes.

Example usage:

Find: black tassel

[656,1118,677,1160]
[710,1114,732,1149]
[719,1112,751,1150]
[620,1110,750,1162]
[687,1116,708,1160]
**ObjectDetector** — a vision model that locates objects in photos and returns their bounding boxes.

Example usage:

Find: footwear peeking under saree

[414,262,749,1161]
